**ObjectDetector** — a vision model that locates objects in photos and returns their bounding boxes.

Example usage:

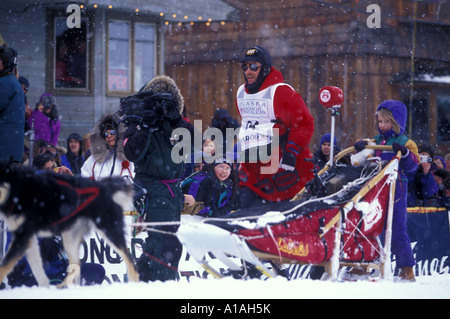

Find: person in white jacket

[81,114,134,181]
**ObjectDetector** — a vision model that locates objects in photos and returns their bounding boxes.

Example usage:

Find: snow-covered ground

[1,214,449,300]
[1,274,449,299]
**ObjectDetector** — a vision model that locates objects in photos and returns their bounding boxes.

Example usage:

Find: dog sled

[133,86,401,281]
[171,86,401,281]
[173,145,401,281]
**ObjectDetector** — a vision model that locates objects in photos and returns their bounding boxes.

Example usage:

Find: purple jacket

[373,100,419,268]
[28,109,61,146]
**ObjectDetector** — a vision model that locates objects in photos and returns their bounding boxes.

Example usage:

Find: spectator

[313,133,343,169]
[202,138,216,159]
[18,76,32,131]
[6,235,69,288]
[0,44,25,163]
[432,168,450,200]
[5,233,105,288]
[193,157,239,217]
[39,142,63,167]
[407,142,439,207]
[60,132,84,175]
[181,138,216,180]
[82,132,91,160]
[27,93,61,147]
[33,153,73,175]
[236,46,314,207]
[442,176,450,208]
[81,114,134,181]
[32,153,55,171]
[433,155,445,170]
[181,149,206,180]
[445,153,450,173]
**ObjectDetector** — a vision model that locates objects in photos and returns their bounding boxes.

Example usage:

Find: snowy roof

[414,73,450,84]
[90,0,237,22]
[391,70,450,85]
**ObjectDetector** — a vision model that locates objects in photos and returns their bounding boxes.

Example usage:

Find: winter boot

[398,267,416,282]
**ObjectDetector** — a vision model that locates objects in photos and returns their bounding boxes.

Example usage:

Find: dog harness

[49,179,100,227]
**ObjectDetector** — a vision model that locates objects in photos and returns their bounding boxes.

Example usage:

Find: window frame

[47,9,94,96]
[106,13,158,97]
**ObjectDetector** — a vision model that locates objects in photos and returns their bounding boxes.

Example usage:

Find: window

[437,94,450,143]
[404,97,429,142]
[108,20,130,92]
[107,18,156,95]
[49,13,93,94]
[134,23,156,91]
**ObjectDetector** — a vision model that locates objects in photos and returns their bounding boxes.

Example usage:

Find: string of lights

[0,1,227,27]
[79,4,225,26]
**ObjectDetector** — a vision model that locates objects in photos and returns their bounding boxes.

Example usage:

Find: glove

[392,142,407,156]
[142,109,156,122]
[168,112,182,127]
[354,140,368,152]
[280,152,296,171]
[124,124,138,139]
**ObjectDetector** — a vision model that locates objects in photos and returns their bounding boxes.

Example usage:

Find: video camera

[119,91,179,127]
[420,155,433,163]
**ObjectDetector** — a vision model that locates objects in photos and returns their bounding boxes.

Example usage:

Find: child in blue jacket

[354,100,419,281]
[191,157,239,217]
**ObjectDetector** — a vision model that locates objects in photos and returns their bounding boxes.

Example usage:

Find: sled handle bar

[292,145,397,200]
[319,144,393,175]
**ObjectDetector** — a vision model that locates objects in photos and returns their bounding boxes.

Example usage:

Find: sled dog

[0,161,139,287]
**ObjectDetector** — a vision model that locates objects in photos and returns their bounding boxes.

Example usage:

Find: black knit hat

[214,155,233,167]
[100,119,116,139]
[241,46,272,77]
[67,132,82,143]
[418,142,434,159]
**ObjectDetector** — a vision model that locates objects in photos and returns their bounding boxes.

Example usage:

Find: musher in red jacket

[236,46,314,208]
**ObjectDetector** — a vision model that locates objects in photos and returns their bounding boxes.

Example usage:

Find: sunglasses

[216,164,231,172]
[44,150,58,157]
[103,130,116,137]
[241,63,261,72]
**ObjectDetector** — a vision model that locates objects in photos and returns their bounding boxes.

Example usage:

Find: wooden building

[164,0,450,154]
[0,0,448,155]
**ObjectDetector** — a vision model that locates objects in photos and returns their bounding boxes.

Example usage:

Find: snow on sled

[177,145,401,281]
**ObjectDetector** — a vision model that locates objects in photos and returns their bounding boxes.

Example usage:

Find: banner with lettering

[81,208,450,283]
[406,207,450,276]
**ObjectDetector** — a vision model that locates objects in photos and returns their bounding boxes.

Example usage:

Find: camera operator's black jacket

[122,75,186,182]
[123,121,184,181]
[121,75,187,282]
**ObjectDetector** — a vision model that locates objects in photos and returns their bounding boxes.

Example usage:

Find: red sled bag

[237,206,340,264]
[341,172,391,262]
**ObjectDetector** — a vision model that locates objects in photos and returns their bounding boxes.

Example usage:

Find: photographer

[407,142,439,207]
[28,93,61,148]
[121,75,188,282]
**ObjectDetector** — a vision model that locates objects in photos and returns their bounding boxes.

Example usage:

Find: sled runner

[175,145,401,281]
